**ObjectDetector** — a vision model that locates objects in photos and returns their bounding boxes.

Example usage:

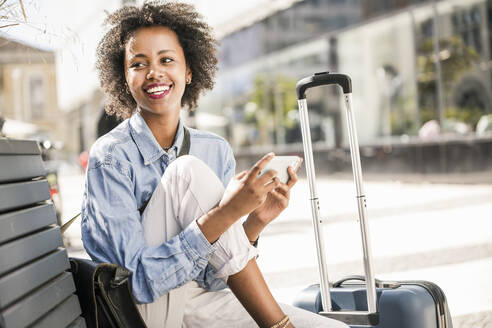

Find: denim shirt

[81,112,235,303]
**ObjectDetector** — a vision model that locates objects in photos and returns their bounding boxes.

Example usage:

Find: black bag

[69,258,147,328]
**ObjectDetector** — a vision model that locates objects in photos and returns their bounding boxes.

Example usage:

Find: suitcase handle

[333,275,401,289]
[296,71,352,99]
[333,275,379,288]
[296,72,378,315]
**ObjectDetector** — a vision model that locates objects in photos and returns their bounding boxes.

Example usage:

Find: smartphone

[258,156,302,184]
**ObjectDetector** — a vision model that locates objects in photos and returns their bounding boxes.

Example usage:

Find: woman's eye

[130,62,144,68]
[161,57,173,64]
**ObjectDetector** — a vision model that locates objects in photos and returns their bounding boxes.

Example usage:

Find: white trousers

[137,155,349,328]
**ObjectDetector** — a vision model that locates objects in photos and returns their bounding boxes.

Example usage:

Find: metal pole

[274,85,286,145]
[344,93,377,313]
[297,98,333,312]
[409,7,421,132]
[433,0,447,173]
[433,0,445,126]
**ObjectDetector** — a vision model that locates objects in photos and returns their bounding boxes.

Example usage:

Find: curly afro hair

[96,1,218,119]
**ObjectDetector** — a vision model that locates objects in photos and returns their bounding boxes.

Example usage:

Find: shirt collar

[129,111,184,165]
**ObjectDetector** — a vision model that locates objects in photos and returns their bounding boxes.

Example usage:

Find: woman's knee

[165,155,203,175]
[164,155,219,186]
[162,155,225,218]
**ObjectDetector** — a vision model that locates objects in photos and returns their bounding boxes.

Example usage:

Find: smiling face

[124,26,191,117]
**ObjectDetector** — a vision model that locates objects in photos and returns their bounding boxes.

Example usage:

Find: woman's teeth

[146,85,170,94]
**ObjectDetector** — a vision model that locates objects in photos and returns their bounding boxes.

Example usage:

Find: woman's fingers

[274,183,290,197]
[270,188,289,206]
[286,164,300,188]
[247,153,275,181]
[258,169,277,185]
[235,170,248,180]
[264,177,281,193]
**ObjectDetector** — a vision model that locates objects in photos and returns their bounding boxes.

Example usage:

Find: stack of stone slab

[0,138,86,328]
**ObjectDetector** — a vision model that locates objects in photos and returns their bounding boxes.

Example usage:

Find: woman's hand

[219,153,281,219]
[243,159,302,243]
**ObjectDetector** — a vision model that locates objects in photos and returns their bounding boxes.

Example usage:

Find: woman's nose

[146,67,164,80]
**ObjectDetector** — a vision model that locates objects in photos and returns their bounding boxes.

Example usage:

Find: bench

[0,138,86,328]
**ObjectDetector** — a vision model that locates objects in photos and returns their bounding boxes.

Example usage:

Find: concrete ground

[258,176,492,327]
[60,167,492,327]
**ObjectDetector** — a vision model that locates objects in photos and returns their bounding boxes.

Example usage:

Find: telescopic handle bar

[295,71,378,326]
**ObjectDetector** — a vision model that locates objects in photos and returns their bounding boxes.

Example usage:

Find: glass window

[209,0,491,148]
[29,76,44,120]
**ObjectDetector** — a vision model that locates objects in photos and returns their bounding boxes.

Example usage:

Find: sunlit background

[1,0,492,327]
[3,0,492,167]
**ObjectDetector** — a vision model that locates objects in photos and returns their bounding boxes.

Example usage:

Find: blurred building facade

[0,36,61,141]
[4,0,489,172]
[201,0,492,152]
[54,0,129,159]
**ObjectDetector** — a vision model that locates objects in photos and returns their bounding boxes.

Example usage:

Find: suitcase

[291,72,453,328]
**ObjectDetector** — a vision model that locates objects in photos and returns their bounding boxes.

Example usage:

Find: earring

[186,78,191,85]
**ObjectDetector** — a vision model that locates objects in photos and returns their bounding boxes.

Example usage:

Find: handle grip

[296,72,352,99]
[333,275,401,289]
[333,275,371,288]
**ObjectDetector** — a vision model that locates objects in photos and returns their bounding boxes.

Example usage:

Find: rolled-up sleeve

[81,161,215,304]
[195,264,228,291]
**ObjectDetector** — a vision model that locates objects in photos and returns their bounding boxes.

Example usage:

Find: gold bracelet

[269,315,289,328]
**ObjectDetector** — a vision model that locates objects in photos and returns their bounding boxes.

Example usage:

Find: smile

[144,84,172,99]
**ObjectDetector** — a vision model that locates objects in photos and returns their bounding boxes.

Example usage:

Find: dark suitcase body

[293,73,452,327]
[293,277,453,327]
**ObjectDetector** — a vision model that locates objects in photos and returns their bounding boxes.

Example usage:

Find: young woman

[81,2,348,328]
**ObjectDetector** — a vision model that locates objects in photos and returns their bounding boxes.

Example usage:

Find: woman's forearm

[227,258,293,328]
[196,205,239,244]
